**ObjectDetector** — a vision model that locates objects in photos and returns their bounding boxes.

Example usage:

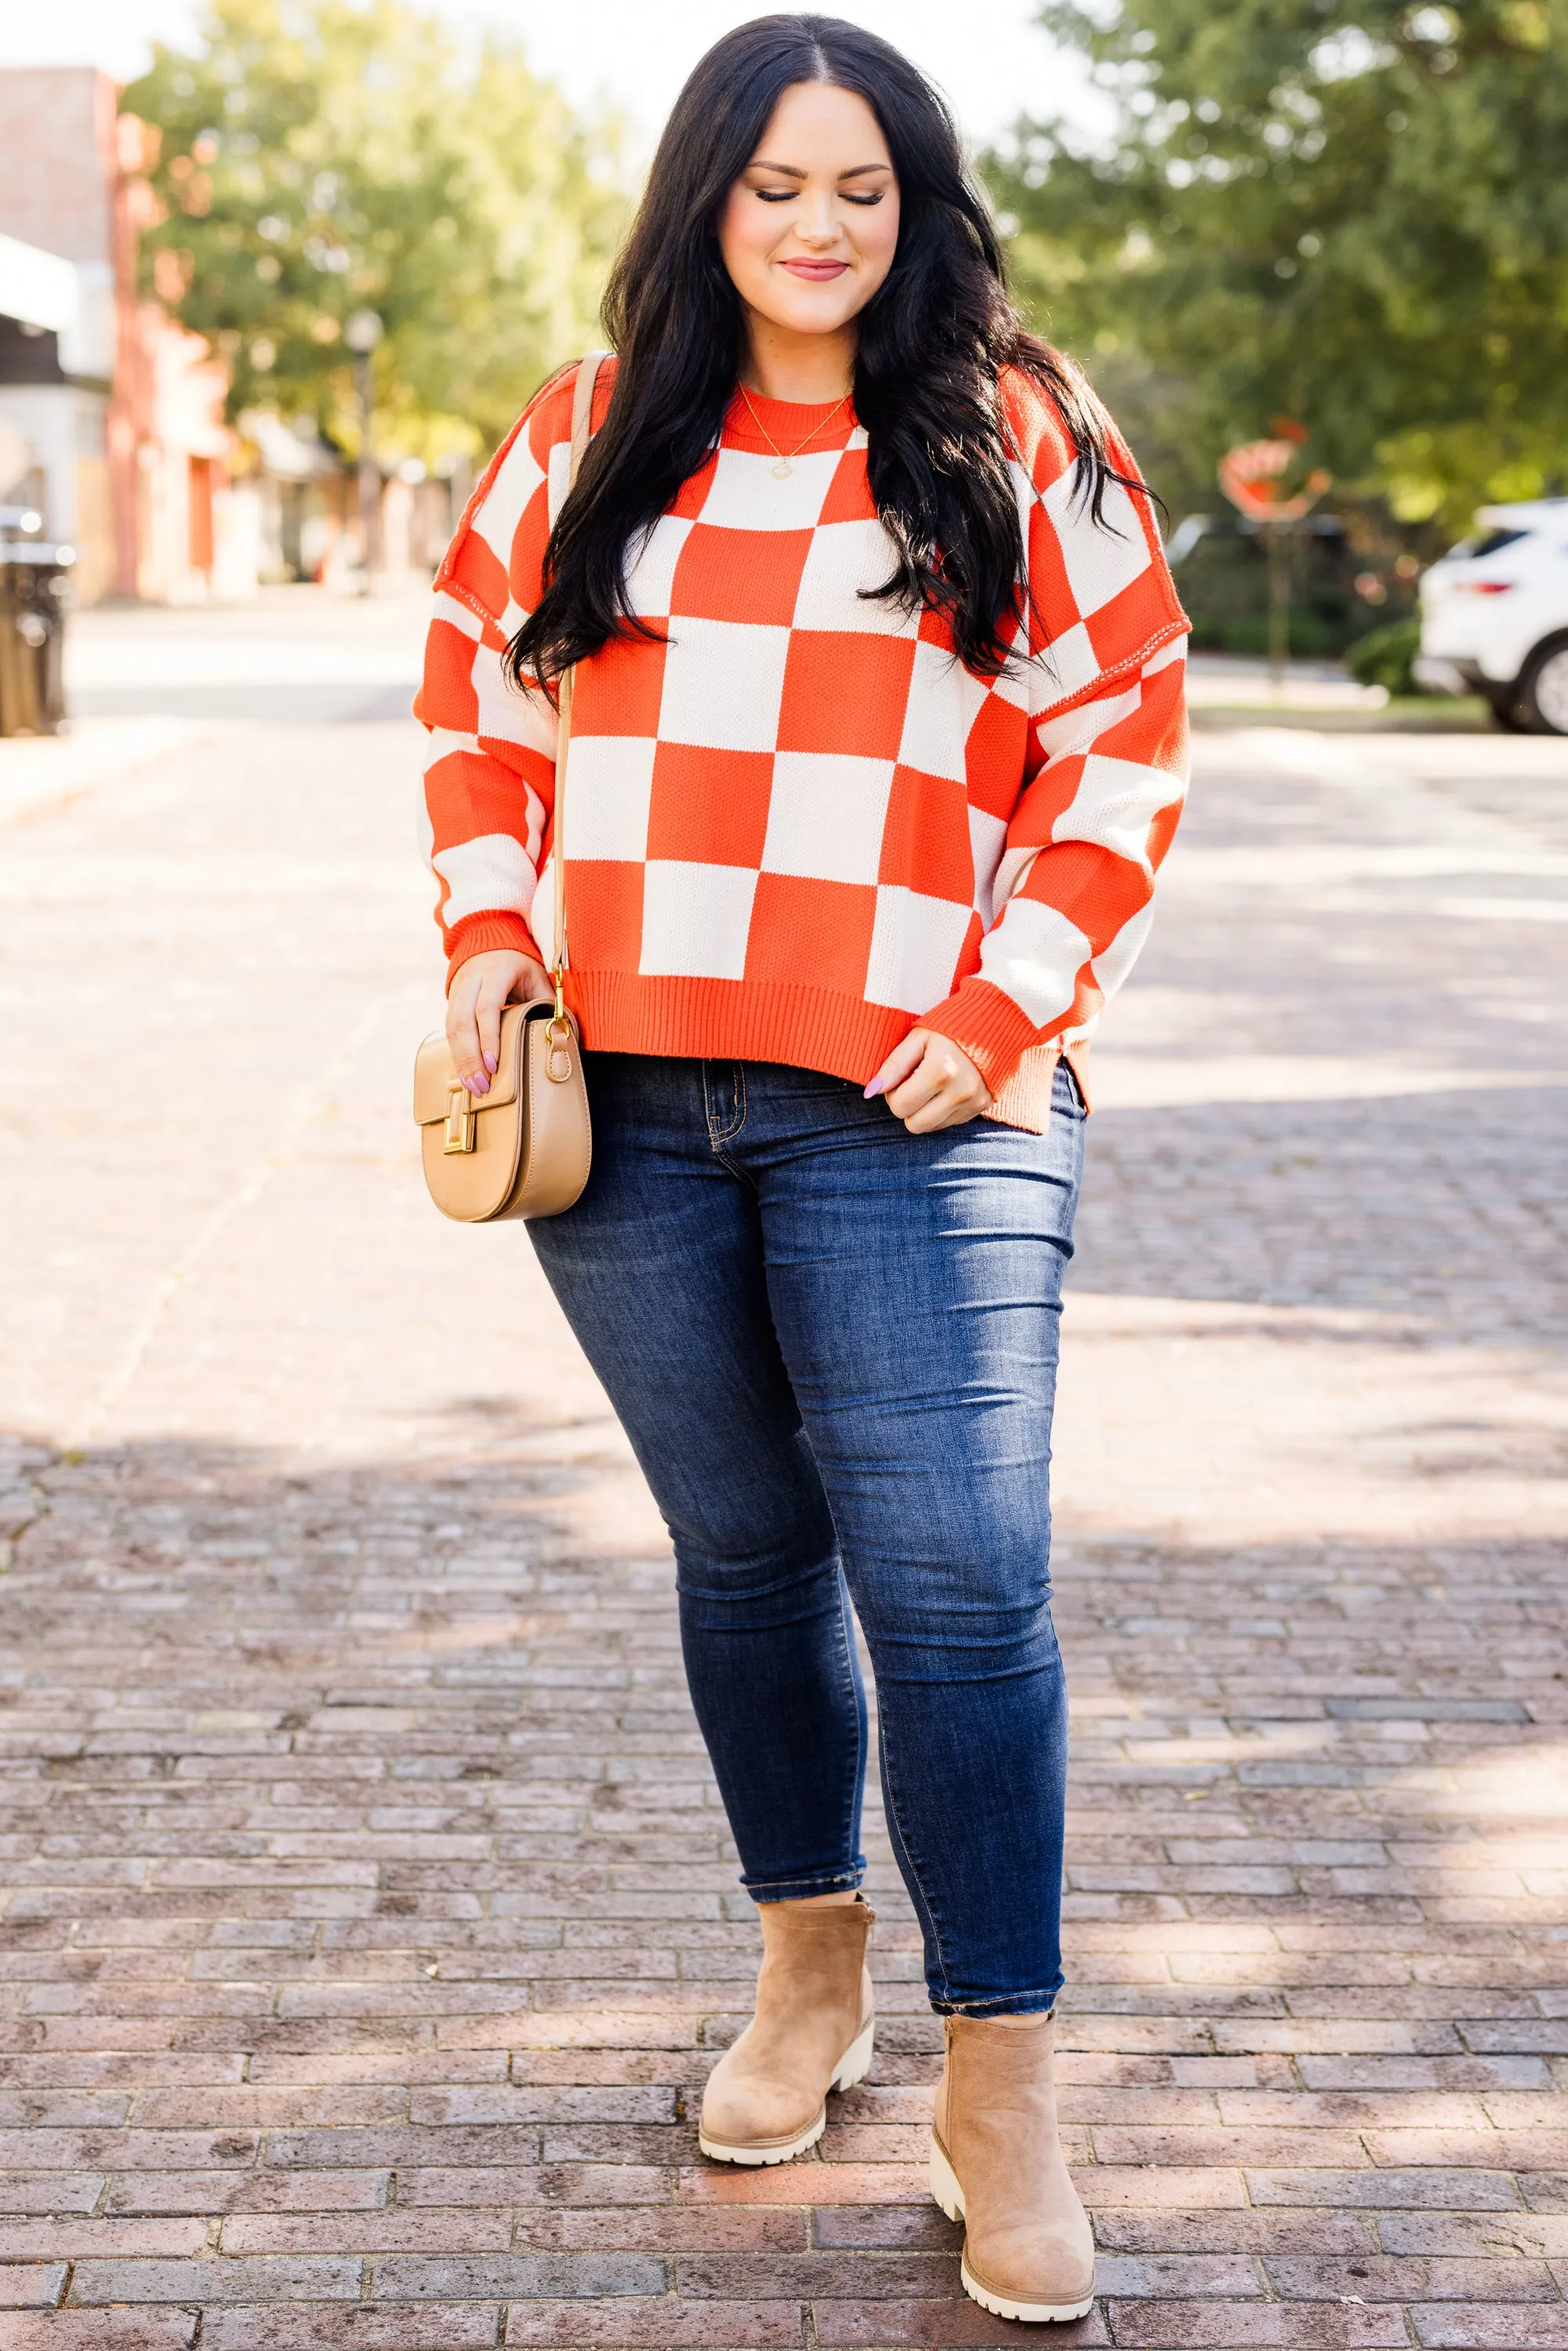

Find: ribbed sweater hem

[561,970,1077,1136]
[569,971,907,1088]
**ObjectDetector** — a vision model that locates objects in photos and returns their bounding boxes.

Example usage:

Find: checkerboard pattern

[416,361,1189,1129]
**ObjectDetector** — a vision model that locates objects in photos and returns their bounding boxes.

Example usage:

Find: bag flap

[413,1000,538,1124]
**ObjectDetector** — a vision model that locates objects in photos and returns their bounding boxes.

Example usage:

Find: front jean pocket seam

[705,1061,748,1151]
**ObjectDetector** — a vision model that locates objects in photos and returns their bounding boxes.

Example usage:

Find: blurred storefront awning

[0,231,78,338]
[240,409,343,483]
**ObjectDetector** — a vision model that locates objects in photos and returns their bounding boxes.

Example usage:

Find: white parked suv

[1416,498,1568,733]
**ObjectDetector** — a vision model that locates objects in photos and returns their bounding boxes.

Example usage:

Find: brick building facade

[0,65,253,604]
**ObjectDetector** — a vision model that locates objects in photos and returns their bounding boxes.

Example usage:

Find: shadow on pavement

[1073,1083,1568,1349]
[0,1420,1564,2336]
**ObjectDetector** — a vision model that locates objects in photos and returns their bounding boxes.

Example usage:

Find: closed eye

[752,187,888,205]
[754,188,885,205]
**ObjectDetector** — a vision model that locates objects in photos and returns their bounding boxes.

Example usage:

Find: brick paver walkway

[2,624,1566,2348]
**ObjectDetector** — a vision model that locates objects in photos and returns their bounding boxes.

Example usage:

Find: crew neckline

[724,383,859,452]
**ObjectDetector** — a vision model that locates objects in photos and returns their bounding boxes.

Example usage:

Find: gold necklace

[738,383,852,480]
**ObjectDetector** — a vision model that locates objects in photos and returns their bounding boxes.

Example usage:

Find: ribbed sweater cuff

[920,978,1054,1095]
[445,912,544,992]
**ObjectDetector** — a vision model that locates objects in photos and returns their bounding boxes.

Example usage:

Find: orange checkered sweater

[416,360,1189,1131]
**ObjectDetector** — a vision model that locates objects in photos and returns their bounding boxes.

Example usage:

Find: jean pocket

[1052,1058,1087,1121]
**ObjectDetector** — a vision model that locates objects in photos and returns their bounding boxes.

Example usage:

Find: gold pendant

[771,459,792,481]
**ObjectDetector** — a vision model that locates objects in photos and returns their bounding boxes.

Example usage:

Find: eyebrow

[746,159,892,180]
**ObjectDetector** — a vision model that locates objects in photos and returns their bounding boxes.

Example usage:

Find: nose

[795,192,842,247]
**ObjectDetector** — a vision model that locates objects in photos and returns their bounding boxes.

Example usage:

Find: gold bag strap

[550,350,608,1014]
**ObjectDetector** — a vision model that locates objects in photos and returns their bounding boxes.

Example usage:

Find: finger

[865,1029,928,1101]
[885,1043,952,1122]
[474,982,506,1086]
[896,1047,989,1133]
[906,1086,984,1134]
[901,1079,964,1134]
[445,978,485,1094]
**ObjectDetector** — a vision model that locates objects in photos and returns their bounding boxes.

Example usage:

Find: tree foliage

[122,0,628,465]
[987,1,1568,531]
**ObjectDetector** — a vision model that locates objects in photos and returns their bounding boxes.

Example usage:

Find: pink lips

[781,259,849,280]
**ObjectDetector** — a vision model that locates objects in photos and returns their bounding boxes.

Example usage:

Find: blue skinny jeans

[527,1053,1085,2015]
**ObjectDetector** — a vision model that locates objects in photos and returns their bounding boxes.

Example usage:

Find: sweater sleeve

[920,372,1190,1097]
[413,364,583,986]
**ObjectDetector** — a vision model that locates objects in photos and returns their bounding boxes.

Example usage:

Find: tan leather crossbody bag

[413,354,604,1222]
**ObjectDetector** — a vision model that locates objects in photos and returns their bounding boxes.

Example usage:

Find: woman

[417,14,1187,2324]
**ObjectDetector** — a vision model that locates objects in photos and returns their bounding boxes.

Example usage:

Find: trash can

[0,539,73,737]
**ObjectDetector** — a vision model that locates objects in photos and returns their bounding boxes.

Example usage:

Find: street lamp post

[344,308,383,597]
[1265,522,1290,695]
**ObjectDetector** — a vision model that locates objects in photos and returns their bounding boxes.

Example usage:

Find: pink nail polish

[863,1076,884,1099]
[469,1072,488,1096]
[483,1053,497,1074]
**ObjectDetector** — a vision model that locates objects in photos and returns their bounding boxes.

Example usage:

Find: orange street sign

[1218,438,1332,522]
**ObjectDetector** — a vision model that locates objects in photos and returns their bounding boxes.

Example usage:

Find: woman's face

[717,81,900,346]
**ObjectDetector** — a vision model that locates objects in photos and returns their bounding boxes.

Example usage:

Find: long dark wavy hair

[508,13,1138,688]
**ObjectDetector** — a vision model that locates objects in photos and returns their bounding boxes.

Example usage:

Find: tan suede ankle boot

[699,1896,875,2164]
[930,2010,1095,2322]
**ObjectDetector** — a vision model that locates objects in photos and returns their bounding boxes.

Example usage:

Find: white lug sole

[698,2107,825,2166]
[831,2016,876,2095]
[929,2135,1095,2324]
[698,2019,875,2166]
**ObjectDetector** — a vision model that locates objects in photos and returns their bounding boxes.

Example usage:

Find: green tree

[988,1,1568,532]
[122,0,628,467]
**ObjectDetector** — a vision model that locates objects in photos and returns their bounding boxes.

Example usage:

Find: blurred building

[0,65,257,604]
[238,409,462,591]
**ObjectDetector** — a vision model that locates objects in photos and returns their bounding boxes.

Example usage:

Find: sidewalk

[0,718,209,829]
[0,601,1565,2347]
[1185,651,1392,715]
[1183,654,1491,732]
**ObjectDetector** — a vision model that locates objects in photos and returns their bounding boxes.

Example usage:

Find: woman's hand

[866,1029,992,1133]
[446,949,554,1096]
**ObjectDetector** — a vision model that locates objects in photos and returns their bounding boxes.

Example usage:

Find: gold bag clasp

[443,1080,476,1153]
[545,1016,574,1086]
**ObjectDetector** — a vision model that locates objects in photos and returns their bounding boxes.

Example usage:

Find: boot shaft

[935,2010,1062,2164]
[755,1896,874,2032]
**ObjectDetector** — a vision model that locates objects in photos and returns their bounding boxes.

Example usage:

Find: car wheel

[1520,642,1568,735]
